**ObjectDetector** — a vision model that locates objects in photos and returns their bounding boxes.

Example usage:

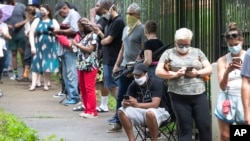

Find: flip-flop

[96,107,109,113]
[73,105,84,111]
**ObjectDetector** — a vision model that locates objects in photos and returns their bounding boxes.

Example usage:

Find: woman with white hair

[156,28,212,141]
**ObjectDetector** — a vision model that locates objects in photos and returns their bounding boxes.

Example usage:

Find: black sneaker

[16,76,31,82]
[145,131,161,139]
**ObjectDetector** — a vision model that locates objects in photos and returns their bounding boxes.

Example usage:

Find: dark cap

[54,1,67,16]
[132,63,148,75]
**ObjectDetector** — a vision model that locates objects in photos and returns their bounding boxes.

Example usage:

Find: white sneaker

[53,91,66,98]
[79,113,98,118]
[10,74,18,80]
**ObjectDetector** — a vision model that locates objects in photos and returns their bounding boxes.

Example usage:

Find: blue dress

[31,19,59,73]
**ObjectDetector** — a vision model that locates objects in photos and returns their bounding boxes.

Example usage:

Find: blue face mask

[228,44,242,55]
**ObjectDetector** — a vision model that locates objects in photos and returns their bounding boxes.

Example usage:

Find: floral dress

[31,19,59,73]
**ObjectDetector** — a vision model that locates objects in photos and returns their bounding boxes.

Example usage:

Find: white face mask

[95,15,100,21]
[177,46,189,54]
[134,73,147,86]
[103,12,110,20]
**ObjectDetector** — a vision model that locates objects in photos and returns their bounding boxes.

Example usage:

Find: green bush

[0,109,39,141]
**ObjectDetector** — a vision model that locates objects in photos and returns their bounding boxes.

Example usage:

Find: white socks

[100,96,108,111]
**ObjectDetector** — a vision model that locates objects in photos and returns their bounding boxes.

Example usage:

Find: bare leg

[146,111,159,141]
[29,72,38,90]
[217,118,230,141]
[118,110,135,141]
[36,74,41,86]
[109,87,118,99]
[43,72,50,90]
[11,50,17,71]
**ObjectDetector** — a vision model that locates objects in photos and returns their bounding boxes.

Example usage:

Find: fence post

[211,63,220,141]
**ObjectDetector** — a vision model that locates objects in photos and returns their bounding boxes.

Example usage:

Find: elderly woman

[0,9,11,95]
[155,28,212,141]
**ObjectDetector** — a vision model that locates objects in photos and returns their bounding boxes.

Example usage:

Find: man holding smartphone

[118,63,170,141]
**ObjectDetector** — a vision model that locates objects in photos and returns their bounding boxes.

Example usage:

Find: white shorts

[214,91,245,124]
[119,106,170,127]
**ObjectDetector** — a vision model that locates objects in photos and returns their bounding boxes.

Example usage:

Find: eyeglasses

[177,44,190,48]
[225,33,239,39]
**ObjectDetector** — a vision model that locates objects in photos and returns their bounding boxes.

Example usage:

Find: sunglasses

[177,44,190,48]
[225,33,239,39]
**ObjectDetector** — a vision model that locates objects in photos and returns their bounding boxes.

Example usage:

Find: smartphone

[123,95,130,100]
[232,57,242,64]
[185,67,193,73]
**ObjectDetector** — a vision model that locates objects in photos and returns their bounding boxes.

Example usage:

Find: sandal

[73,105,84,111]
[96,107,109,113]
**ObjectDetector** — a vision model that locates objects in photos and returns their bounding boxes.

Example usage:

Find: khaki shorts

[119,106,170,127]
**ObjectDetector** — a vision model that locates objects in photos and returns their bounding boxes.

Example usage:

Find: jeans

[113,74,133,123]
[3,49,11,72]
[61,50,79,101]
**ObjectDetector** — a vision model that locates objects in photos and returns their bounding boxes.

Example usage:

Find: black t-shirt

[126,77,168,110]
[140,39,163,61]
[102,15,125,65]
[96,17,108,58]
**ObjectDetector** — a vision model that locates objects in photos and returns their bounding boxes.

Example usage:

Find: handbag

[222,87,231,115]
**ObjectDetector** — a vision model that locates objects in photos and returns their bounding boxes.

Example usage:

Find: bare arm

[155,62,183,79]
[143,50,153,66]
[29,18,39,54]
[101,35,114,45]
[123,96,161,109]
[113,44,124,72]
[242,77,250,124]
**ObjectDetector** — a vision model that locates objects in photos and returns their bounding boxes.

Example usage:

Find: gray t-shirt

[121,24,146,67]
[241,48,250,78]
[6,3,26,36]
[159,47,208,95]
[57,9,81,56]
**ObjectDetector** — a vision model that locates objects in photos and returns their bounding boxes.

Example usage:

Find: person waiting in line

[92,0,125,120]
[0,9,12,96]
[29,4,60,91]
[110,3,147,132]
[70,17,99,118]
[155,27,212,141]
[214,22,246,141]
[140,20,163,79]
[53,1,80,104]
[16,5,37,82]
[118,63,170,141]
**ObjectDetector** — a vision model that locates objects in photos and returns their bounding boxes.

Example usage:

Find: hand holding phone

[232,57,242,64]
[123,95,130,100]
[185,67,193,73]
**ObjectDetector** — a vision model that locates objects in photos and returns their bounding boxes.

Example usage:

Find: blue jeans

[61,50,79,101]
[3,49,12,72]
[113,73,133,123]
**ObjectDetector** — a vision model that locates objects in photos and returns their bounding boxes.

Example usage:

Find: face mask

[95,15,100,21]
[134,74,147,86]
[228,44,242,55]
[177,46,189,54]
[103,12,111,20]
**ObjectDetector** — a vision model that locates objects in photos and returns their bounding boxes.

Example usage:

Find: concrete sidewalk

[0,73,128,141]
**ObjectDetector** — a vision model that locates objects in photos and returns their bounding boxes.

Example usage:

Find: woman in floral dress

[29,5,60,91]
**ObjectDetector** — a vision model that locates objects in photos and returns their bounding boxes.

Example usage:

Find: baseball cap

[27,0,40,8]
[54,1,67,16]
[132,63,148,75]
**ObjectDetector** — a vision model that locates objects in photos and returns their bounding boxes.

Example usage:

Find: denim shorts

[103,64,118,88]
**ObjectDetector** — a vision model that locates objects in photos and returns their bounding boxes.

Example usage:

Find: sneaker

[73,105,84,111]
[16,76,31,82]
[108,118,120,125]
[53,91,66,98]
[10,74,18,80]
[79,113,98,118]
[107,123,122,133]
[96,106,109,113]
[62,99,79,105]
[2,71,8,76]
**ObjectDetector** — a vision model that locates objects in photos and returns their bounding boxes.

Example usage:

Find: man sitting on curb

[118,63,170,141]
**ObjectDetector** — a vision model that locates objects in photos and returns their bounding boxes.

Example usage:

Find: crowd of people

[1,0,250,141]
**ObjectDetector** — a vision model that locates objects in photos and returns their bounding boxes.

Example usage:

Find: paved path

[0,73,128,141]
